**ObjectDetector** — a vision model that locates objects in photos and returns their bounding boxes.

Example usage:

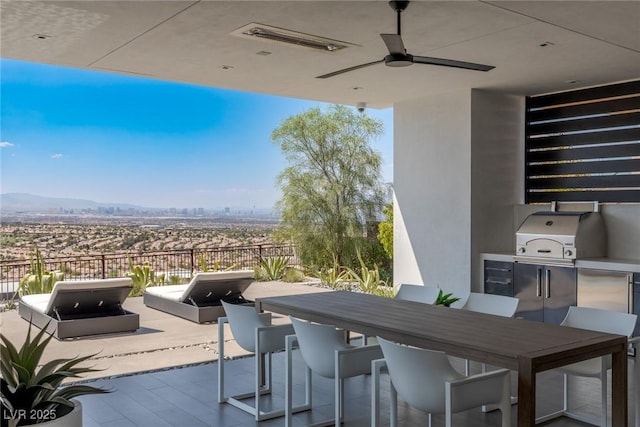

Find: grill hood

[514,209,606,265]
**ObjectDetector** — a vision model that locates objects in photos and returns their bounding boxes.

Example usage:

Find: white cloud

[0,141,15,148]
[51,153,63,159]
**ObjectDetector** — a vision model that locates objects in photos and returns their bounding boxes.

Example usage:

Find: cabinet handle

[536,268,542,297]
[545,269,551,299]
[629,274,634,314]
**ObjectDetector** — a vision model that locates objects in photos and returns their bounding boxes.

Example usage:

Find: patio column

[393,89,524,296]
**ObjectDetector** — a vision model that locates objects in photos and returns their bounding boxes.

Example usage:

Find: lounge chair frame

[143,271,254,323]
[18,278,139,340]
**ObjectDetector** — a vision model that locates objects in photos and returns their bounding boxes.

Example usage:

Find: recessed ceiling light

[33,34,50,40]
[256,51,272,56]
[567,79,581,84]
[539,41,555,47]
[352,86,364,91]
[220,65,234,70]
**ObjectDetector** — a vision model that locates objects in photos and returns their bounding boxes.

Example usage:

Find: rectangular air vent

[231,23,354,52]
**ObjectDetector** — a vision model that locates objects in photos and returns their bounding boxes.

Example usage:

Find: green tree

[272,104,386,269]
[378,201,393,259]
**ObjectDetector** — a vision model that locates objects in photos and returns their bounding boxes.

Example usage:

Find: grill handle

[536,267,542,297]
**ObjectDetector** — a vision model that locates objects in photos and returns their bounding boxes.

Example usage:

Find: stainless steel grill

[514,202,607,266]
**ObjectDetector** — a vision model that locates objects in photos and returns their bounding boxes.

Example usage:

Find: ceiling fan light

[385,53,413,67]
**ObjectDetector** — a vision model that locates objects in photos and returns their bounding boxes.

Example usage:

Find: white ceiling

[1,0,639,108]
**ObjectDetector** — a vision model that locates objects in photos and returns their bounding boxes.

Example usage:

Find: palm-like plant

[0,323,109,426]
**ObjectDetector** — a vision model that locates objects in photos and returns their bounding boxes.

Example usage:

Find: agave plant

[258,255,290,281]
[314,262,350,290]
[344,251,394,297]
[17,248,65,297]
[434,289,460,307]
[0,323,109,426]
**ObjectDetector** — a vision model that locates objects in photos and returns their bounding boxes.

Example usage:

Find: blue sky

[0,59,393,209]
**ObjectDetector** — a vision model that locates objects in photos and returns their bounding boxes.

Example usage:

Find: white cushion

[144,270,254,302]
[20,278,133,314]
[20,293,51,314]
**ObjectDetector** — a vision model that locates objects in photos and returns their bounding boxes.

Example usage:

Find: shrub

[125,259,164,296]
[17,248,64,296]
[282,267,305,283]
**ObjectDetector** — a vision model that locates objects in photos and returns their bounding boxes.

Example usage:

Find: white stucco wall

[394,89,524,296]
[394,88,640,297]
[470,90,525,290]
[393,90,472,296]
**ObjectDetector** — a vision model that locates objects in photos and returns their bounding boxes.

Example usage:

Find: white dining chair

[395,283,440,304]
[454,292,519,374]
[285,316,383,427]
[536,305,639,427]
[362,284,440,345]
[454,292,519,412]
[217,301,310,421]
[372,337,511,427]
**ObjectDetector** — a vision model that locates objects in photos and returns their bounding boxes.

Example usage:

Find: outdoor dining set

[16,274,638,427]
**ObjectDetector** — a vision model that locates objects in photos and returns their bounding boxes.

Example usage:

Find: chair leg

[285,334,313,427]
[335,377,342,427]
[389,382,398,427]
[371,359,386,427]
[217,319,227,404]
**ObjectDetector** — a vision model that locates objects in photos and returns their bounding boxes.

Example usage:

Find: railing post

[190,249,195,274]
[101,254,106,279]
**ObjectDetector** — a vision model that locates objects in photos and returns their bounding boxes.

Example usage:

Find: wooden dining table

[256,291,629,427]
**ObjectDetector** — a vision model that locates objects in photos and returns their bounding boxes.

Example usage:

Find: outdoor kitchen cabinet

[513,263,577,325]
[483,260,514,297]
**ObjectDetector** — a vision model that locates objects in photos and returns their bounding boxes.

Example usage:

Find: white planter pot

[8,401,82,427]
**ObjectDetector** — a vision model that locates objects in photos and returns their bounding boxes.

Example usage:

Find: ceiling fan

[316,0,495,79]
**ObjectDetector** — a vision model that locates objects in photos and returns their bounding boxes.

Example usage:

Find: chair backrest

[458,292,519,317]
[394,284,439,304]
[290,316,349,379]
[378,337,463,414]
[221,301,269,352]
[561,306,637,337]
[180,270,254,303]
[46,278,133,316]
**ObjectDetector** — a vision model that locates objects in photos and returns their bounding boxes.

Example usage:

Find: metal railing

[0,244,298,300]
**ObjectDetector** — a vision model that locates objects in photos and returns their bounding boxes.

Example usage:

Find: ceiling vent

[231,23,353,52]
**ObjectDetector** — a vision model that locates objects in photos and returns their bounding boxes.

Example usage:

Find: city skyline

[0,59,393,209]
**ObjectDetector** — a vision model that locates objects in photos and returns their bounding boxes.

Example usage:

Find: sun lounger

[143,270,255,323]
[18,278,139,340]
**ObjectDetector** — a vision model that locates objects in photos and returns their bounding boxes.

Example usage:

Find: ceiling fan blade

[380,33,405,55]
[412,55,495,72]
[316,59,384,79]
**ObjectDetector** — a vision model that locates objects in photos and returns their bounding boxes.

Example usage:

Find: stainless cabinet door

[514,263,544,322]
[543,266,577,325]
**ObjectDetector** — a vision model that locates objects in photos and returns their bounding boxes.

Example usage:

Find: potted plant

[434,289,460,307]
[1,323,110,426]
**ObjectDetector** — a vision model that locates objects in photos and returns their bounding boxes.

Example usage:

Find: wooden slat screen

[525,80,640,203]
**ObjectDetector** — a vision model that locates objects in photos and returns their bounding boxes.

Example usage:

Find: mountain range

[0,193,149,213]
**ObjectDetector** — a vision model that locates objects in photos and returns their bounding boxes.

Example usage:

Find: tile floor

[78,350,638,426]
